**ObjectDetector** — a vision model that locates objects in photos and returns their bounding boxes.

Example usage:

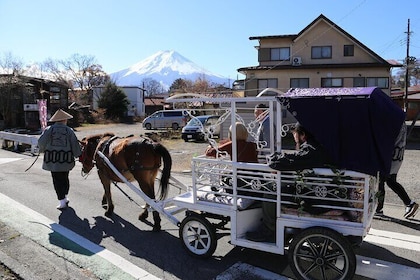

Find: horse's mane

[85,132,115,140]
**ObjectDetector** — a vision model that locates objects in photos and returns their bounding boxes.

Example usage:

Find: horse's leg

[149,169,162,232]
[135,170,161,231]
[98,170,114,217]
[139,203,149,221]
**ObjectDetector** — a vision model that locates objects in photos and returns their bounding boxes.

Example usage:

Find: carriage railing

[166,94,283,163]
[167,93,378,235]
[190,156,378,228]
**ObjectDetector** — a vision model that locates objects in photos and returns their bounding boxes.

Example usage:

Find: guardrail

[0,131,39,155]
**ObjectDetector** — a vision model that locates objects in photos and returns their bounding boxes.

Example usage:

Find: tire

[179,215,217,258]
[144,123,152,130]
[172,123,179,130]
[288,227,356,280]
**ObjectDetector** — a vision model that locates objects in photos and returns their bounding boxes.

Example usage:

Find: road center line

[365,228,420,252]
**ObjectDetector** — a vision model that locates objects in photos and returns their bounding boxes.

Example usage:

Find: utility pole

[404,19,411,113]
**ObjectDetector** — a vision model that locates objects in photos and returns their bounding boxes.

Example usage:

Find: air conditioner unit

[292,56,302,66]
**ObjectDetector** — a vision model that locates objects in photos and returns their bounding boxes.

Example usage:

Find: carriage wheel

[288,227,356,280]
[179,215,217,258]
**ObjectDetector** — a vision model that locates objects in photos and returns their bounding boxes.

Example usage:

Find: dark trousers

[51,171,70,200]
[377,174,411,210]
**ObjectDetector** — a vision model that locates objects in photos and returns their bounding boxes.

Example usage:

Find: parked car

[142,110,188,130]
[181,115,220,142]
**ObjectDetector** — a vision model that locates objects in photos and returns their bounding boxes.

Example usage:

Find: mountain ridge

[110,50,231,89]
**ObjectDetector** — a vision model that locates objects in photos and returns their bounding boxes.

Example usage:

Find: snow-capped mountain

[110,50,231,90]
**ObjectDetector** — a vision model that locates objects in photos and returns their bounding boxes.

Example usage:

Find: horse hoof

[102,204,107,210]
[138,213,148,221]
[105,212,113,218]
[152,226,161,232]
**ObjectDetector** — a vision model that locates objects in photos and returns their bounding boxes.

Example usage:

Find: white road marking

[0,190,419,280]
[365,228,420,252]
[218,229,420,279]
[356,255,419,280]
[0,192,159,280]
[0,158,21,165]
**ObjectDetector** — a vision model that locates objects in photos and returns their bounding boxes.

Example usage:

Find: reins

[111,181,144,208]
[25,152,40,172]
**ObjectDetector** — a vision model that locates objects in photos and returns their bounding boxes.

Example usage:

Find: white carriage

[100,87,406,280]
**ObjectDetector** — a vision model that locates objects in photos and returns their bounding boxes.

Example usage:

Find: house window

[271,48,290,61]
[353,77,365,87]
[366,77,389,89]
[258,79,278,91]
[321,78,343,87]
[344,45,354,56]
[312,46,332,59]
[290,78,309,88]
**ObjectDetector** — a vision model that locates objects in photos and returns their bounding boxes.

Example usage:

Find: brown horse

[79,133,172,231]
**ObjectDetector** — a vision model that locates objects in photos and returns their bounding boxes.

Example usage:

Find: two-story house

[237,14,402,97]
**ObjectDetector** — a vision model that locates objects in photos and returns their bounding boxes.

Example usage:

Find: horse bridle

[79,138,100,177]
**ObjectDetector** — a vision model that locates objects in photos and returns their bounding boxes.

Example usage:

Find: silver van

[142,110,188,130]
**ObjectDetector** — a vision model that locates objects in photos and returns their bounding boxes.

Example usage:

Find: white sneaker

[404,202,419,219]
[56,199,68,210]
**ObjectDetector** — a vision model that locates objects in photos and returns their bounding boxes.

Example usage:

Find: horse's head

[79,133,114,174]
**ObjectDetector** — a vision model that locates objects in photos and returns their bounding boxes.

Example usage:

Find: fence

[0,131,39,155]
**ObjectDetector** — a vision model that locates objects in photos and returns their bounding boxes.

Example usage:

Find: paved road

[0,123,419,280]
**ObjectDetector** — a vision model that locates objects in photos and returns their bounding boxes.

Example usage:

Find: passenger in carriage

[205,122,258,163]
[246,123,334,242]
[268,122,333,171]
[205,122,262,197]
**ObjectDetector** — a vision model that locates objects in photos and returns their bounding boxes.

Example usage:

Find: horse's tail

[154,143,172,200]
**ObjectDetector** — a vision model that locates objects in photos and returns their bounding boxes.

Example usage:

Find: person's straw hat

[49,109,73,122]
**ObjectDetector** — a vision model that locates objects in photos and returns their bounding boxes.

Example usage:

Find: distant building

[391,85,420,120]
[92,86,146,117]
[0,74,69,130]
[237,14,402,96]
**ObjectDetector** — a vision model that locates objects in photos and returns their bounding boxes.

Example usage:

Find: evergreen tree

[97,82,129,120]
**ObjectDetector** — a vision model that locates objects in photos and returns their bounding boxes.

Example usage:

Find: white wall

[92,86,146,117]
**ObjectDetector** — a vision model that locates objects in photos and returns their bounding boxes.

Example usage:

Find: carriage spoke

[302,262,318,277]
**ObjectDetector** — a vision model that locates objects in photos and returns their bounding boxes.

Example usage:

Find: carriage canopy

[278,87,405,176]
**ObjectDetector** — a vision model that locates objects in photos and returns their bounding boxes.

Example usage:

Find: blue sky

[1,0,419,81]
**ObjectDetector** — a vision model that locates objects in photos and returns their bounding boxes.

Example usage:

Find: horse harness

[98,135,161,173]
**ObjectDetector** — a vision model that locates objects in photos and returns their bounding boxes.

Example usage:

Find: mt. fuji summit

[110,50,231,89]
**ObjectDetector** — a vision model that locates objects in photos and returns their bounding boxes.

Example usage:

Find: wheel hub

[315,257,325,266]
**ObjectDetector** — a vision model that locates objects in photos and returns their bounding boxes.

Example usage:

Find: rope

[112,181,144,208]
[25,153,40,172]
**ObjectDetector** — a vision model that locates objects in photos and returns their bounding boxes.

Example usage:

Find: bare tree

[0,52,24,75]
[141,77,165,96]
[42,54,109,91]
[0,52,26,127]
